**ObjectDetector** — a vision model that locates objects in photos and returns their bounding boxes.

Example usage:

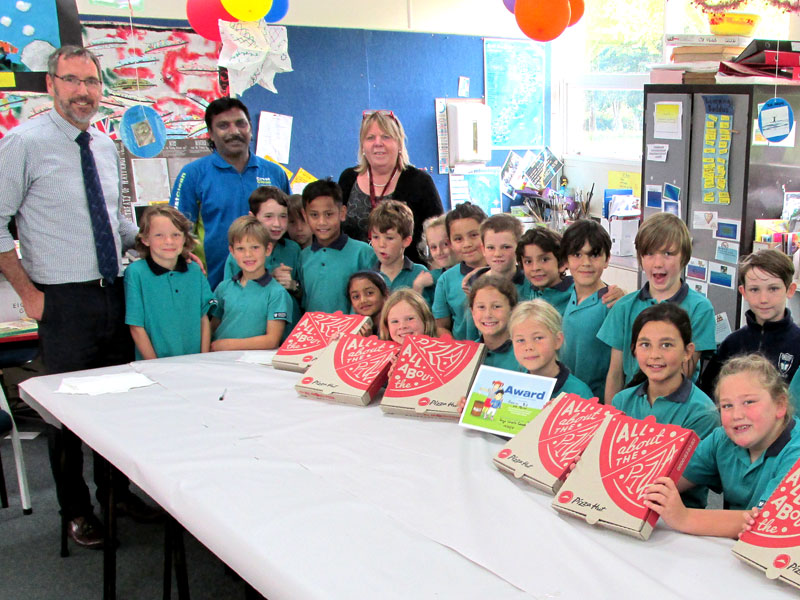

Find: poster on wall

[484,38,546,149]
[0,23,223,139]
[701,95,733,206]
[0,0,82,92]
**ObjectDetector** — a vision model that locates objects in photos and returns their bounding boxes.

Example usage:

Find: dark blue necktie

[76,131,118,284]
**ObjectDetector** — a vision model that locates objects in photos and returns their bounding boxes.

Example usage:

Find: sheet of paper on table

[56,373,155,396]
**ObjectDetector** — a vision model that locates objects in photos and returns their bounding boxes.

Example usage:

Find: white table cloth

[20,352,795,599]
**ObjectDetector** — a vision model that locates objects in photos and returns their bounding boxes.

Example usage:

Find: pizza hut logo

[739,458,800,549]
[774,554,792,569]
[498,448,512,459]
[301,377,313,384]
[538,395,617,478]
[302,355,314,363]
[418,397,430,406]
[599,415,692,519]
[558,491,574,503]
[333,335,398,389]
[277,312,365,355]
[384,335,479,395]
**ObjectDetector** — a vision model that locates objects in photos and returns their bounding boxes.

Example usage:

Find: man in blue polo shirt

[170,97,290,288]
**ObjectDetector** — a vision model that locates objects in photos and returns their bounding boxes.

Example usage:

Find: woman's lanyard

[367,162,399,208]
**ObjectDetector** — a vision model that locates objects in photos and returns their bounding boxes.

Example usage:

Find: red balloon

[186,0,236,42]
[515,0,570,42]
[568,0,584,26]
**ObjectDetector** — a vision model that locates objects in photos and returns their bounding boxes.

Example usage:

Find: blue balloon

[264,0,289,22]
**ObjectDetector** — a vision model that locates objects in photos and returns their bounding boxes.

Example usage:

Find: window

[553,0,793,161]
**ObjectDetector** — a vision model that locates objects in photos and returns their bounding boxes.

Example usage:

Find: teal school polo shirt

[223,237,302,331]
[597,282,716,384]
[518,276,574,315]
[432,262,479,341]
[561,286,612,400]
[300,233,374,314]
[547,361,593,399]
[683,417,800,510]
[611,376,718,508]
[481,338,522,372]
[124,256,214,360]
[212,270,293,342]
[374,257,433,305]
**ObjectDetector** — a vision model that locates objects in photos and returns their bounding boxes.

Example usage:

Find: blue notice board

[242,26,550,208]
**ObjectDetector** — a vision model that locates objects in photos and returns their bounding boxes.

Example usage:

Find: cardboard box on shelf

[273,312,370,373]
[551,413,699,540]
[732,456,800,591]
[294,334,398,406]
[380,335,484,418]
[493,393,620,494]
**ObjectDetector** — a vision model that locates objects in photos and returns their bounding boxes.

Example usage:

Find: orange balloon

[515,0,570,43]
[568,0,584,26]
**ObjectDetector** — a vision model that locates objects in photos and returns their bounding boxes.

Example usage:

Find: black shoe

[115,494,165,523]
[67,515,104,549]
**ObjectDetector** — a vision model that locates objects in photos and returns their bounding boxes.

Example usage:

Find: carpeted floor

[0,363,252,600]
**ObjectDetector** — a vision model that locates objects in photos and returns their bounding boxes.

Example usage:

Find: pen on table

[219,388,227,402]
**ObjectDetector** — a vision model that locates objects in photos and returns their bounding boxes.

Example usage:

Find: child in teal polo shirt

[299,178,374,313]
[368,200,432,304]
[598,212,716,404]
[469,274,521,372]
[433,202,487,340]
[509,299,592,398]
[516,227,574,314]
[612,303,719,507]
[222,187,302,331]
[644,354,800,538]
[559,219,615,400]
[211,216,293,350]
[125,206,214,360]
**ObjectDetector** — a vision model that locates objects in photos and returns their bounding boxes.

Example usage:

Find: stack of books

[650,34,751,85]
[718,39,800,84]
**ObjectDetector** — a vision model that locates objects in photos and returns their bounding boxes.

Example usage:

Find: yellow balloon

[221,0,273,22]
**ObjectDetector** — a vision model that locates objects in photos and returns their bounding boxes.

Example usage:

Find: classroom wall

[76,0,527,38]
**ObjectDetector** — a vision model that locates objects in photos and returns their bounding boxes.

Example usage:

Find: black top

[338,166,443,265]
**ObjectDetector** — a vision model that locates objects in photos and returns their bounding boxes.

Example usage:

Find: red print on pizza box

[294,333,399,406]
[273,312,370,373]
[551,413,698,540]
[493,392,620,494]
[733,455,800,591]
[379,335,485,418]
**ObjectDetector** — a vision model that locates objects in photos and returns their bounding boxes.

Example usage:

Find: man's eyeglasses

[52,74,103,90]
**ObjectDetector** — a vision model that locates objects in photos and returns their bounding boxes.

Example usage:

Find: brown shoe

[67,515,104,549]
[115,494,165,523]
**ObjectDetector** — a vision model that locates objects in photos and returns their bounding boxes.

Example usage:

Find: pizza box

[380,335,485,418]
[551,413,699,540]
[493,393,621,494]
[294,333,398,406]
[458,365,557,438]
[733,455,800,591]
[273,312,370,372]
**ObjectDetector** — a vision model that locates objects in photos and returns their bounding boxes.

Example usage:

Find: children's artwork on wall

[0,23,223,139]
[218,21,292,97]
[701,95,733,205]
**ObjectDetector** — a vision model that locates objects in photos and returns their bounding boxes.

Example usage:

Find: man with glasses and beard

[0,46,161,549]
[170,98,290,288]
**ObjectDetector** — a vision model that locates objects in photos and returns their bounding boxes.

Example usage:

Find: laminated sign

[381,335,484,418]
[295,334,398,406]
[552,414,698,540]
[733,456,800,591]
[494,393,620,494]
[273,312,369,372]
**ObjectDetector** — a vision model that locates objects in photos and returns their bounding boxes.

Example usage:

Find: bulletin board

[242,26,550,208]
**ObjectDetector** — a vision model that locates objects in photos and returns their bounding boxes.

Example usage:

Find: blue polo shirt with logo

[170,150,290,289]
